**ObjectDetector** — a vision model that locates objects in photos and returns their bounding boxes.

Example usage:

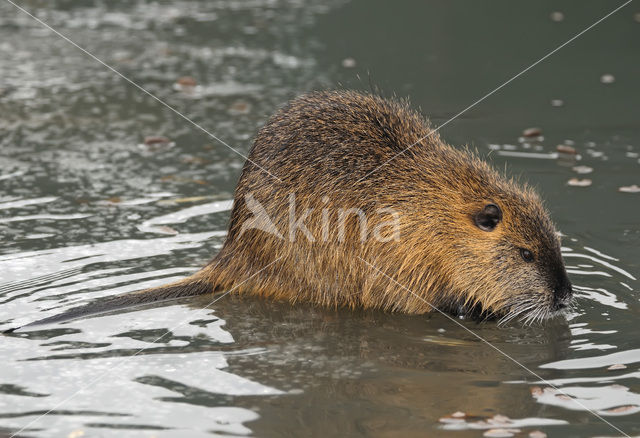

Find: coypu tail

[5,275,216,333]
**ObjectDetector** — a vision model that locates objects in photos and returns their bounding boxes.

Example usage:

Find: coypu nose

[552,273,573,310]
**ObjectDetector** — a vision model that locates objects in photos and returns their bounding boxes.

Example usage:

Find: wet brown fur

[194,91,569,317]
[21,90,571,328]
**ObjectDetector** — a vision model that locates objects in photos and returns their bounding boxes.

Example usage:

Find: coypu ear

[474,204,502,231]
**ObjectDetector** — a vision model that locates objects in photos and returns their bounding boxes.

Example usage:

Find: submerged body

[21,91,572,328]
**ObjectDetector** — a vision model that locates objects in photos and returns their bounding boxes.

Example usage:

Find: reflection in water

[3,307,277,438]
[0,205,229,328]
[137,199,233,234]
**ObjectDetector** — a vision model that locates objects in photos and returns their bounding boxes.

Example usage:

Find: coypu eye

[474,203,502,232]
[520,248,535,263]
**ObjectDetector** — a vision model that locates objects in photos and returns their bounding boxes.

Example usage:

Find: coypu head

[440,181,573,324]
[395,144,573,324]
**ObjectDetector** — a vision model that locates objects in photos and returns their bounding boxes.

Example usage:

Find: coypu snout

[551,269,573,311]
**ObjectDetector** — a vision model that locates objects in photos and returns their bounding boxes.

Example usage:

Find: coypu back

[13,90,572,330]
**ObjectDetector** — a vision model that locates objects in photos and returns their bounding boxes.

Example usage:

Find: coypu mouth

[444,289,575,326]
[497,294,575,326]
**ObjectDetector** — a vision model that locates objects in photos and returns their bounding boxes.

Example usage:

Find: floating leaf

[567,178,592,187]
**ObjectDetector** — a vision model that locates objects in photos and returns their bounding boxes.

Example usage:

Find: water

[1,1,639,437]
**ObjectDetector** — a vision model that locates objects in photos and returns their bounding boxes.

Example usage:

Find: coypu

[15,90,572,329]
